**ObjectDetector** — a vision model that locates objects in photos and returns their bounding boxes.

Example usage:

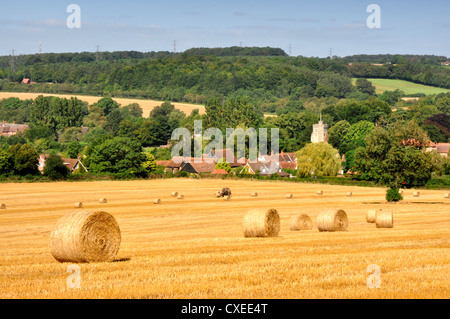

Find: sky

[0,0,449,58]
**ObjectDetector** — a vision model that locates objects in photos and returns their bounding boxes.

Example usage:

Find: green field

[353,78,450,95]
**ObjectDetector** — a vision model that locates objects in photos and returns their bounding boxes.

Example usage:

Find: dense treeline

[1,50,449,107]
[342,54,448,65]
[0,54,353,107]
[348,62,450,89]
[183,46,287,57]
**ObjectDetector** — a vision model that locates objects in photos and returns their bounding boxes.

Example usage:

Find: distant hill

[343,54,449,65]
[182,46,288,57]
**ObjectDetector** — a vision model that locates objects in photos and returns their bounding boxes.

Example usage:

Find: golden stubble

[0,179,449,299]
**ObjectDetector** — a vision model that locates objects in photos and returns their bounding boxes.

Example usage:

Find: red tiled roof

[279,162,297,170]
[156,160,170,167]
[211,169,229,175]
[181,161,216,174]
[436,143,450,154]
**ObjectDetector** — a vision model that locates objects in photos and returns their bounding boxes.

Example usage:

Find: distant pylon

[39,42,42,54]
[173,40,177,53]
[289,44,292,56]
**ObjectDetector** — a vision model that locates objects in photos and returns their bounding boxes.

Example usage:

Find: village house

[21,78,36,84]
[204,149,242,167]
[179,160,217,174]
[0,122,30,136]
[426,142,450,158]
[38,154,88,173]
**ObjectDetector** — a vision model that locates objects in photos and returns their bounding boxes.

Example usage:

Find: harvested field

[0,92,205,117]
[0,179,449,299]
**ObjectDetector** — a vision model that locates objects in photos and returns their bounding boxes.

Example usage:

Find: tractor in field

[216,187,232,198]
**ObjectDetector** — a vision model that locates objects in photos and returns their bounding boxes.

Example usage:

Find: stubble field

[0,178,449,299]
[0,92,205,117]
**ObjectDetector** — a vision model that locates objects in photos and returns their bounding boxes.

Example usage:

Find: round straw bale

[99,198,107,203]
[223,195,231,201]
[177,194,184,199]
[317,209,348,232]
[346,192,352,197]
[242,208,280,238]
[444,193,449,199]
[74,202,83,208]
[413,191,420,197]
[399,190,404,195]
[251,192,258,197]
[376,210,393,228]
[50,211,121,263]
[317,190,323,195]
[290,214,313,231]
[286,194,293,199]
[0,203,6,209]
[171,192,178,197]
[366,209,379,223]
[153,198,161,204]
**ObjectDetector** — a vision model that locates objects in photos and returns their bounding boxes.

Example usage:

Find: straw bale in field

[50,211,121,263]
[243,209,280,238]
[317,209,348,232]
[290,214,313,231]
[376,210,393,228]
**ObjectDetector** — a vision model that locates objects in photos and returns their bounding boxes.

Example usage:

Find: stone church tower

[311,114,328,143]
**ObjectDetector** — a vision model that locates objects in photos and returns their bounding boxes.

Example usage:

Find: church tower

[311,114,328,143]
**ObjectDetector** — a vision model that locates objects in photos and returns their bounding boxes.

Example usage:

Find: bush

[386,187,403,202]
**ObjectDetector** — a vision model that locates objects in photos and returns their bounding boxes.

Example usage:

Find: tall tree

[296,143,341,178]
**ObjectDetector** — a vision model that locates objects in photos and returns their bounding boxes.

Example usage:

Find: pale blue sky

[0,0,449,57]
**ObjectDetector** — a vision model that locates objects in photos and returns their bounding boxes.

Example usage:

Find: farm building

[0,122,30,136]
[240,163,270,175]
[426,142,450,158]
[204,149,241,167]
[210,169,229,175]
[38,155,88,173]
[179,160,216,174]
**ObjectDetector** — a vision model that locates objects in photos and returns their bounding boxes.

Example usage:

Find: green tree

[296,143,341,178]
[91,97,120,116]
[87,137,145,174]
[215,161,231,173]
[327,120,351,154]
[354,121,436,188]
[7,144,40,176]
[43,154,70,180]
[340,120,375,154]
[355,78,376,95]
[141,152,157,173]
[0,149,13,176]
[66,141,81,159]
